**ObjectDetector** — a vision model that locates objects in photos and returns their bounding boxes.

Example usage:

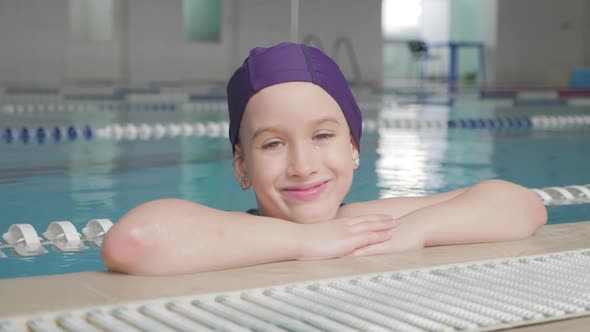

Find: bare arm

[419,179,547,246]
[101,199,396,275]
[338,187,467,219]
[343,179,548,256]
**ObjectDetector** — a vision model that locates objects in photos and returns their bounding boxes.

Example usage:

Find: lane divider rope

[0,219,112,258]
[0,101,390,114]
[3,114,590,144]
[532,184,590,206]
[1,103,181,113]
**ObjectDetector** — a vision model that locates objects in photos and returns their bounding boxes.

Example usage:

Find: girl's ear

[233,144,250,189]
[350,137,360,170]
[350,136,359,157]
[233,145,245,181]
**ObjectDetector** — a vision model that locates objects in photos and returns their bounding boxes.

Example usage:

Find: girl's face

[234,82,359,223]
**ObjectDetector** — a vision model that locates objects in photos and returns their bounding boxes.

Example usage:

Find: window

[382,0,422,38]
[69,0,114,42]
[183,0,221,42]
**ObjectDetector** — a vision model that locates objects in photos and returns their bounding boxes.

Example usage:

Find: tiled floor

[1,221,589,331]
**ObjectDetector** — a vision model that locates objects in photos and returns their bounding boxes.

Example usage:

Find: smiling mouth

[282,180,330,201]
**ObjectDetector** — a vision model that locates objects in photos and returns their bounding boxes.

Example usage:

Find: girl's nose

[286,142,319,178]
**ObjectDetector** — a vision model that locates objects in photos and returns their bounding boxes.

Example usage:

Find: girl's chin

[287,207,338,224]
[258,198,341,223]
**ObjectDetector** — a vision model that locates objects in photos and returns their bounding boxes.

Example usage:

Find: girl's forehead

[237,84,349,145]
[243,82,344,121]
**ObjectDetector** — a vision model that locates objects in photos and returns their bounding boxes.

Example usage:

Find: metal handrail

[302,34,325,52]
[332,36,362,85]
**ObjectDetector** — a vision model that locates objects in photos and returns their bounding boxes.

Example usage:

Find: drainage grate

[2,248,590,331]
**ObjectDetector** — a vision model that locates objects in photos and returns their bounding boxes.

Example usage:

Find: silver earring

[353,155,360,168]
[240,175,248,190]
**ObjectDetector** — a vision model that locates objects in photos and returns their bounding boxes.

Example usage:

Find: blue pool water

[1,100,590,279]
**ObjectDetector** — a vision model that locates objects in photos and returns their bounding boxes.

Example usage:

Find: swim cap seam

[246,56,256,91]
[301,45,317,84]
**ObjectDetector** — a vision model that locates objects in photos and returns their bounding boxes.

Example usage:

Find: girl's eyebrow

[312,117,342,127]
[251,127,279,141]
[251,117,342,140]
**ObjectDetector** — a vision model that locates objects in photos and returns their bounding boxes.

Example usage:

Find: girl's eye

[262,141,282,149]
[314,133,335,140]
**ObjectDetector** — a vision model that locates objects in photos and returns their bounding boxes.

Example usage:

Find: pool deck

[1,221,589,331]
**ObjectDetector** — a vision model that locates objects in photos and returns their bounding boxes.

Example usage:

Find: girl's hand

[347,221,426,257]
[296,214,397,260]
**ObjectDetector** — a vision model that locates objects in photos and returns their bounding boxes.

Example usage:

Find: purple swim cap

[227,42,362,151]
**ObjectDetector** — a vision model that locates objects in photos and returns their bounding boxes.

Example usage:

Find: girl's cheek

[253,156,283,177]
[324,145,349,161]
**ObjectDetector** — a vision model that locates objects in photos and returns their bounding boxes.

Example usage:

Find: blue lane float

[1,125,93,144]
[82,125,93,139]
[468,116,533,129]
[36,127,46,143]
[2,128,13,143]
[67,126,77,140]
[19,128,30,144]
[52,127,62,142]
[96,103,177,111]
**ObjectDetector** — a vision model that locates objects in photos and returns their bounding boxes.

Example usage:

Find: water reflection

[376,127,449,197]
[68,141,120,228]
[179,136,231,204]
[375,111,497,197]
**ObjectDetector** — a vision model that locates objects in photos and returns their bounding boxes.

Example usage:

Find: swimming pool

[1,93,590,279]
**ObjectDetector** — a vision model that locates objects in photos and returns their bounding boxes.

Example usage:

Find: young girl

[101,43,547,276]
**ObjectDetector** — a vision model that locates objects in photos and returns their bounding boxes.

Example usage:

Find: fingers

[351,229,393,251]
[348,217,397,233]
[344,215,397,257]
[348,239,391,257]
[346,214,396,226]
[298,215,397,261]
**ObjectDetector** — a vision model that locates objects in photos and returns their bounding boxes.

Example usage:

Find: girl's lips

[281,180,330,201]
